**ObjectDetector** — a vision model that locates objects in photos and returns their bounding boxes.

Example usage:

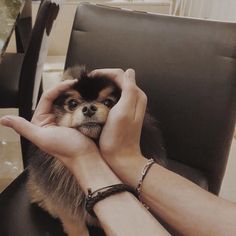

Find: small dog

[27,66,166,236]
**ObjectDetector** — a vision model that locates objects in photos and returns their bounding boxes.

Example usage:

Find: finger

[123,69,147,122]
[118,69,137,106]
[0,115,41,144]
[112,69,138,118]
[125,69,136,83]
[33,79,77,120]
[89,68,125,87]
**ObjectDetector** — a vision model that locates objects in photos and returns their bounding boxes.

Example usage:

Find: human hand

[89,69,147,165]
[0,80,99,170]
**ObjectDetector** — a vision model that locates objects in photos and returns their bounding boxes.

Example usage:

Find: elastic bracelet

[136,158,155,208]
[85,183,137,217]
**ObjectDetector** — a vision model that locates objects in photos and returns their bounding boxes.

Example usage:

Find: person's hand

[0,80,99,170]
[89,69,147,166]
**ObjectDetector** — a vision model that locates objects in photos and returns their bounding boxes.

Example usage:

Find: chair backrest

[65,3,236,194]
[19,0,59,164]
[18,0,59,120]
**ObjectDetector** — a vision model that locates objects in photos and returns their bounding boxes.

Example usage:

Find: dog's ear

[62,65,87,81]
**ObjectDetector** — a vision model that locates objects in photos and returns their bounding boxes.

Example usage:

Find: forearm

[71,154,169,236]
[94,191,170,236]
[71,154,121,191]
[111,155,236,236]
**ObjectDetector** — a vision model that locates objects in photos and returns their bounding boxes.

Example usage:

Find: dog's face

[53,68,121,139]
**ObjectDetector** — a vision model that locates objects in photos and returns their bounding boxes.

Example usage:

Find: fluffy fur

[27,66,166,236]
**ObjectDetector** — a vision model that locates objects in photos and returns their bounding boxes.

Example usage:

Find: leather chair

[0,0,59,164]
[65,3,236,195]
[0,3,236,236]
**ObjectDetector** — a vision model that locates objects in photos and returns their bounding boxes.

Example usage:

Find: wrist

[105,154,148,188]
[71,153,121,193]
[86,184,137,217]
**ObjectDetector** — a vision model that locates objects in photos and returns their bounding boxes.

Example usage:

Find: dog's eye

[102,98,114,108]
[67,99,79,110]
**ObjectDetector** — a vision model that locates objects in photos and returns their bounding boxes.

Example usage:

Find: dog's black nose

[82,105,97,117]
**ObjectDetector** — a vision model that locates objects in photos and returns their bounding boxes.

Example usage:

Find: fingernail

[127,69,135,77]
[69,79,78,83]
[125,69,136,84]
[72,79,78,84]
[88,71,95,78]
[67,78,77,83]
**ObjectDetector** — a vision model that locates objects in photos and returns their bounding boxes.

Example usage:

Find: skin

[0,73,168,236]
[1,69,236,236]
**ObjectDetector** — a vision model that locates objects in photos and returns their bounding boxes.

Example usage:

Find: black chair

[0,3,236,236]
[65,3,236,195]
[15,0,32,54]
[0,0,59,165]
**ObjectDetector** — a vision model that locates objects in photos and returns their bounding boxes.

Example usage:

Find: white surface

[220,138,236,202]
[175,0,236,21]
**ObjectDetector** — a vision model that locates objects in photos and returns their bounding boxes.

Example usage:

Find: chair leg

[15,17,32,53]
[19,104,33,167]
[21,137,30,167]
[15,0,32,53]
[37,79,44,105]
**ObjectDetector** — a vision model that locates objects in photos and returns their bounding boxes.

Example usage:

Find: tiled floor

[0,57,235,203]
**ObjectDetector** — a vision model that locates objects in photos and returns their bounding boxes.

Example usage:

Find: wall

[177,0,236,21]
[50,1,171,56]
[7,1,171,56]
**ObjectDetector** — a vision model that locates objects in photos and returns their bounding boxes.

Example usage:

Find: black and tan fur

[27,66,166,236]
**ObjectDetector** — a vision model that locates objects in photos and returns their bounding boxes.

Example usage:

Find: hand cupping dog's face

[53,66,121,139]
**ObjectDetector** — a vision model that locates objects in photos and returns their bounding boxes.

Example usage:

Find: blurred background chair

[0,3,236,236]
[14,0,32,54]
[0,0,59,165]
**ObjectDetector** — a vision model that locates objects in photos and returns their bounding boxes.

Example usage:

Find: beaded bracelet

[136,158,155,208]
[85,184,137,217]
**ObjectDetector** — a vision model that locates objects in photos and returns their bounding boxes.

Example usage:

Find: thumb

[0,115,41,143]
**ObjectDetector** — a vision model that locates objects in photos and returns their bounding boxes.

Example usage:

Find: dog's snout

[82,104,97,117]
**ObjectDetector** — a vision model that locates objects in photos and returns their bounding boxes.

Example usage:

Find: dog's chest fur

[27,148,96,226]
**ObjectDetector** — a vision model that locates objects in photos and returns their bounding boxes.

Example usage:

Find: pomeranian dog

[27,66,166,236]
